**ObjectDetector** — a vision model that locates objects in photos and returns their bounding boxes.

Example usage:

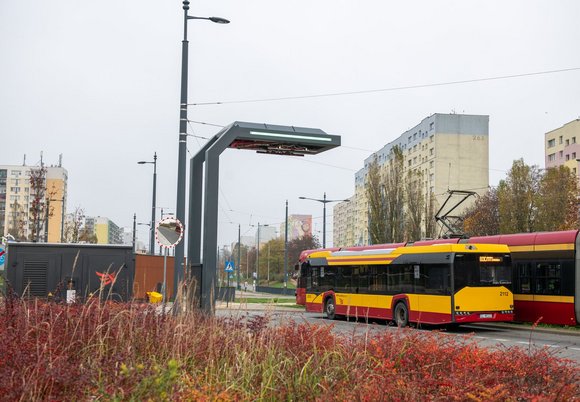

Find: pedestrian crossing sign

[224,260,235,272]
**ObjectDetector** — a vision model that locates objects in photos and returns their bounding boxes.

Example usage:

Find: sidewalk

[216,300,302,312]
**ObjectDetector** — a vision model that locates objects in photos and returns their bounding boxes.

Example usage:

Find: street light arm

[187,16,230,24]
[298,196,349,204]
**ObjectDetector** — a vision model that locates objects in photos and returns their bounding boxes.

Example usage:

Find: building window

[559,136,563,144]
[560,151,564,158]
[573,152,577,159]
[573,137,576,144]
[430,148,434,156]
[566,154,570,161]
[566,139,570,146]
[430,161,434,168]
[547,139,555,148]
[408,160,412,167]
[408,136,412,143]
[430,135,434,143]
[430,122,434,130]
[548,153,556,162]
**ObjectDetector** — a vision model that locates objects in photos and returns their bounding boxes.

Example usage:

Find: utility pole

[237,224,241,290]
[132,213,136,252]
[284,200,288,289]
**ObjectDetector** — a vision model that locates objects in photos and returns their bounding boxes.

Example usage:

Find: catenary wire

[188,67,580,106]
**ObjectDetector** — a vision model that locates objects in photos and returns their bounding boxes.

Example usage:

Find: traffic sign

[224,260,235,272]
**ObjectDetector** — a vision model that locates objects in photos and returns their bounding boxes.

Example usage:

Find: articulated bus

[296,230,580,326]
[299,243,514,326]
[466,230,580,326]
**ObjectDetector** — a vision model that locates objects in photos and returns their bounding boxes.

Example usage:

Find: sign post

[155,218,184,308]
[224,260,235,305]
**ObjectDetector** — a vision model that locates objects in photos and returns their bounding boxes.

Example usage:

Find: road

[217,304,580,364]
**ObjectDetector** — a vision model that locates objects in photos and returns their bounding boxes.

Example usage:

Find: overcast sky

[2,1,579,250]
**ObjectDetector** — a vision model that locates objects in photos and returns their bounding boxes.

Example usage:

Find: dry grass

[0,296,578,401]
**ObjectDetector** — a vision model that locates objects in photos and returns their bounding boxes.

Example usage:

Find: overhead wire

[188,67,580,106]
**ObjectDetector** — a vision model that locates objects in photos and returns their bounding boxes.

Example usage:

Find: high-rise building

[545,119,580,178]
[94,216,123,245]
[280,214,313,241]
[255,225,277,248]
[0,163,68,242]
[334,113,489,247]
[333,198,354,247]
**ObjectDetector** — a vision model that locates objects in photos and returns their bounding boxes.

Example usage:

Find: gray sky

[2,0,580,249]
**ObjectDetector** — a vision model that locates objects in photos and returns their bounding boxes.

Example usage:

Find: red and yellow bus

[299,243,514,326]
[466,230,579,326]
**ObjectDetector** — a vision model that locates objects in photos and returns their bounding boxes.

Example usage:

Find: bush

[0,297,577,400]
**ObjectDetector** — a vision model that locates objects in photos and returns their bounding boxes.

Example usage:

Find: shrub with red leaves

[0,297,578,401]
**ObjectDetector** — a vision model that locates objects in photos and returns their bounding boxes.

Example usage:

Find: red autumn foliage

[0,297,578,401]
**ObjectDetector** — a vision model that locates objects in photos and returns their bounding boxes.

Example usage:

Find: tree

[259,237,285,284]
[78,228,98,244]
[424,190,437,239]
[497,159,541,233]
[287,234,320,267]
[462,187,500,236]
[366,155,388,244]
[365,146,406,243]
[384,146,406,242]
[8,200,27,241]
[405,169,424,241]
[63,206,85,243]
[28,166,47,241]
[536,166,579,231]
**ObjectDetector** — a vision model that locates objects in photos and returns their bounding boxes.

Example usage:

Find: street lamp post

[284,200,288,289]
[299,192,349,248]
[175,1,230,297]
[138,152,157,255]
[255,223,269,284]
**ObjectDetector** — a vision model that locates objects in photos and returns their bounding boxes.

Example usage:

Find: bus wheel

[324,297,336,320]
[394,302,409,327]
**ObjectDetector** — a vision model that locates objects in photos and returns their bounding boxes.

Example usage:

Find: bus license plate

[479,313,492,319]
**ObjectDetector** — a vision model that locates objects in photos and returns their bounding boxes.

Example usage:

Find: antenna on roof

[23,154,26,166]
[59,154,62,167]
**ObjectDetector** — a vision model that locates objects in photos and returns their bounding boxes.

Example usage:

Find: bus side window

[352,266,360,292]
[414,265,426,294]
[425,264,448,295]
[516,262,532,294]
[311,267,319,289]
[535,262,561,295]
[319,265,337,291]
[370,265,387,293]
[562,260,575,296]
[337,266,352,293]
[358,266,369,293]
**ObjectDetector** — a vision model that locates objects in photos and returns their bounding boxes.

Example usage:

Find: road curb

[469,322,579,336]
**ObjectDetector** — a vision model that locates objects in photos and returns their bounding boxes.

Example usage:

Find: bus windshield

[454,253,512,290]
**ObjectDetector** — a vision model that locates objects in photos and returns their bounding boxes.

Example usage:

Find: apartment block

[279,214,313,242]
[545,119,580,177]
[334,113,489,247]
[94,216,123,245]
[0,164,68,242]
[333,198,354,247]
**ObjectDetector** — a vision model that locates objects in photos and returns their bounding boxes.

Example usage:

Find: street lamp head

[298,197,306,200]
[137,161,147,164]
[209,16,230,24]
